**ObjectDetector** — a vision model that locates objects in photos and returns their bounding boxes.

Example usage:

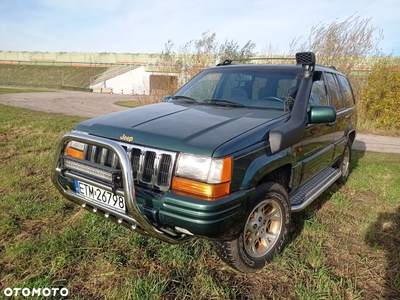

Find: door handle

[327,121,337,126]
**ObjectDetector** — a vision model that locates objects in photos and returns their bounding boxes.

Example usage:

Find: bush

[362,57,400,129]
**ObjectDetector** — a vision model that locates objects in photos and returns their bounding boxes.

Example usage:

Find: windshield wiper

[203,99,246,107]
[170,95,198,103]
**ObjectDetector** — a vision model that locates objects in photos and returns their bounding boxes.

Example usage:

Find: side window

[325,73,344,110]
[309,80,329,106]
[337,75,355,107]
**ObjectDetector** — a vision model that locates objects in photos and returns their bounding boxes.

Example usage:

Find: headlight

[175,154,211,182]
[172,153,232,199]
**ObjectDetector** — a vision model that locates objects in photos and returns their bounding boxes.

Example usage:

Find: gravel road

[1,90,399,154]
[0,91,129,118]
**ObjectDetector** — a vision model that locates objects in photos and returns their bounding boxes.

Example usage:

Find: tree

[218,39,256,63]
[156,31,256,84]
[289,14,383,74]
[153,40,182,73]
[177,31,219,82]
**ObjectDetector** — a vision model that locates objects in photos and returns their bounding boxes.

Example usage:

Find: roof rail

[217,59,233,66]
[216,56,296,66]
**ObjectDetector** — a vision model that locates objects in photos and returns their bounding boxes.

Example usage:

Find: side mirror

[162,95,172,102]
[308,106,337,124]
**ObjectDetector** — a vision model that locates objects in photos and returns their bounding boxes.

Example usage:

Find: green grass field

[0,94,399,299]
[0,64,109,90]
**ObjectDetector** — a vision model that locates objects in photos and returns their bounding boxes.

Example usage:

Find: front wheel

[212,182,291,273]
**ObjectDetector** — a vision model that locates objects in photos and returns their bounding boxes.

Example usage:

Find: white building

[90,65,179,95]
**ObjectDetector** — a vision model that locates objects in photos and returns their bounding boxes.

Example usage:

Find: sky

[1,0,399,56]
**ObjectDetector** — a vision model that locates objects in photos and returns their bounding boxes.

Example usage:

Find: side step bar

[290,167,342,212]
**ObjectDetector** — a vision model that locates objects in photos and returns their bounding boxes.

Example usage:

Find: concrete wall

[92,66,151,94]
[91,67,181,95]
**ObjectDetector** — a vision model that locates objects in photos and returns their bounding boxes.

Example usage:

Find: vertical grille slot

[158,154,172,186]
[100,148,108,165]
[111,153,119,169]
[105,150,119,168]
[86,145,98,163]
[131,148,142,179]
[142,151,156,183]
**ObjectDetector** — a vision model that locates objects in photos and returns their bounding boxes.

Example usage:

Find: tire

[336,139,352,184]
[212,182,291,273]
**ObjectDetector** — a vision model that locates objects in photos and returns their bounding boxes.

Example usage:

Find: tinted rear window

[337,75,355,107]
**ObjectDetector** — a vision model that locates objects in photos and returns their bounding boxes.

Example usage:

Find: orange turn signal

[66,147,84,159]
[171,177,230,199]
[220,157,232,182]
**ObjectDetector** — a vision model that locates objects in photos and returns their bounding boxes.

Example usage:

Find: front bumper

[52,132,252,243]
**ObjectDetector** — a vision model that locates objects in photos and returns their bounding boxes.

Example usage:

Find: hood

[75,102,287,156]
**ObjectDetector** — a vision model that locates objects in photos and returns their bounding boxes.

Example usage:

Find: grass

[1,103,399,299]
[0,87,54,94]
[115,101,141,108]
[115,93,164,108]
[0,64,109,89]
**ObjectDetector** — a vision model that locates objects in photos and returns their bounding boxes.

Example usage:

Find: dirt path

[1,91,399,154]
[353,133,400,154]
[0,91,131,118]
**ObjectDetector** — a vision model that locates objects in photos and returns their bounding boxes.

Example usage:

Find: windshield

[173,66,301,110]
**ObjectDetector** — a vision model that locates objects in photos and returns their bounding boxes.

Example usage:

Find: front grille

[65,141,176,192]
[85,145,120,169]
[132,146,176,190]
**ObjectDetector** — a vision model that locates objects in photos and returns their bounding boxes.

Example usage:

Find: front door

[298,74,335,183]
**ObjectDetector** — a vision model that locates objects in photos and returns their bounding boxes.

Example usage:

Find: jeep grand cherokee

[52,52,356,273]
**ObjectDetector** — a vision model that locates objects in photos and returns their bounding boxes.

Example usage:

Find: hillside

[0,64,110,90]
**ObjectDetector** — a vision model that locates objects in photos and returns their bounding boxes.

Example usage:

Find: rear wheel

[212,182,291,273]
[336,140,352,184]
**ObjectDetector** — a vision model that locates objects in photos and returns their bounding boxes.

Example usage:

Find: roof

[210,62,343,75]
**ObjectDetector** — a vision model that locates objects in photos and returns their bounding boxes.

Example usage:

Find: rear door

[329,73,357,161]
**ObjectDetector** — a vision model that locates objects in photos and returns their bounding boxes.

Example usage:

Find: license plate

[74,180,126,213]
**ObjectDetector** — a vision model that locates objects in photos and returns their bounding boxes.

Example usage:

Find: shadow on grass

[365,205,400,298]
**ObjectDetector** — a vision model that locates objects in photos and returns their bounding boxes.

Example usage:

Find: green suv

[52,52,357,273]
